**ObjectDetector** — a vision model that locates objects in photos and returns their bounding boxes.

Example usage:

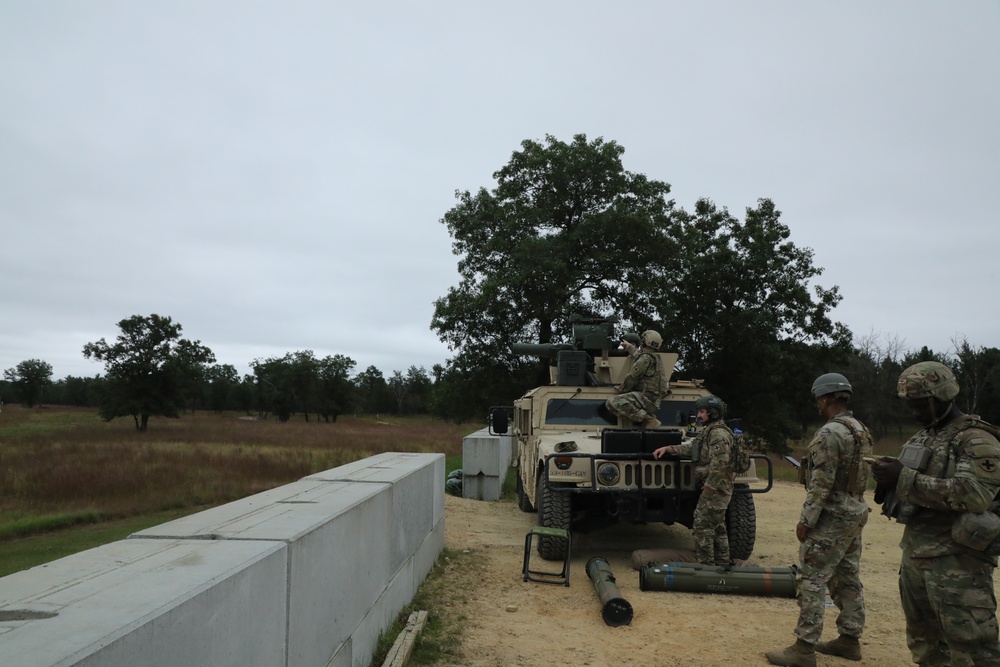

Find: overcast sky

[2,1,998,382]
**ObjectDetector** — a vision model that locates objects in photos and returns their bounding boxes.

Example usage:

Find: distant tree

[205,364,240,413]
[950,336,1000,424]
[387,366,432,415]
[903,345,949,366]
[49,374,104,407]
[316,354,356,422]
[233,374,256,415]
[404,366,432,414]
[3,358,53,407]
[353,365,394,415]
[250,351,356,422]
[843,332,909,438]
[250,354,303,422]
[82,314,215,431]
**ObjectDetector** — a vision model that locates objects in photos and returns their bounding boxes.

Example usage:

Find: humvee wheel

[726,485,757,561]
[516,471,535,513]
[536,474,571,561]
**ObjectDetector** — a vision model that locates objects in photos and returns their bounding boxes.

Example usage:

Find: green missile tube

[586,557,634,627]
[639,562,798,598]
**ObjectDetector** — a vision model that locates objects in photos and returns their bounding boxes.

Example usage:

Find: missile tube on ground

[586,557,634,627]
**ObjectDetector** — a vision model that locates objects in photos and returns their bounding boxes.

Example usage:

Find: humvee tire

[726,484,757,561]
[536,475,571,561]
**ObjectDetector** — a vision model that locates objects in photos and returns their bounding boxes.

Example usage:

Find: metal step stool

[523,526,571,586]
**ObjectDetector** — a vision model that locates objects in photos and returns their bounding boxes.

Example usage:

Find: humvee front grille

[545,454,696,492]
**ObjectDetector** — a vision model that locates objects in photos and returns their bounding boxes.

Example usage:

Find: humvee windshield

[543,398,699,427]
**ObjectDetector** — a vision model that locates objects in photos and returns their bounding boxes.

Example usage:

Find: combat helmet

[897,361,959,402]
[811,373,852,398]
[641,330,662,350]
[694,395,725,421]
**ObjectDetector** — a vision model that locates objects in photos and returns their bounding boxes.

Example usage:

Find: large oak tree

[430,134,850,448]
[431,134,681,413]
[83,314,215,431]
[3,358,53,408]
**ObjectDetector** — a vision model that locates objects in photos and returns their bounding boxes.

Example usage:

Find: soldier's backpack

[731,428,751,474]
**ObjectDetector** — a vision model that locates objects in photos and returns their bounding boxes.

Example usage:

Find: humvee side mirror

[489,407,509,435]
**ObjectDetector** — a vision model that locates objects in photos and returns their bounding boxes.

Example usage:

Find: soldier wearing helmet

[872,361,1000,666]
[605,329,667,430]
[767,373,872,666]
[652,394,736,566]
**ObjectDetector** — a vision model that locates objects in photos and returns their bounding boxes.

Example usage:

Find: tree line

[1,315,436,431]
[3,134,998,447]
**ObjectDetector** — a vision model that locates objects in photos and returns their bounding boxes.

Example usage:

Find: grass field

[0,404,912,578]
[0,405,476,577]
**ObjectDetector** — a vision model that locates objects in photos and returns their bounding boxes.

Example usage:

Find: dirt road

[440,480,926,666]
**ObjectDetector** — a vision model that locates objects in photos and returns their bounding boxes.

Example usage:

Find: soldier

[766,373,872,667]
[872,361,1000,666]
[605,330,667,430]
[653,395,735,565]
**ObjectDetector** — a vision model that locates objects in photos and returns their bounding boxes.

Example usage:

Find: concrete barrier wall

[461,428,514,501]
[0,452,444,667]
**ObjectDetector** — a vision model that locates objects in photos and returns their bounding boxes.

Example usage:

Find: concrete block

[462,429,514,501]
[132,480,392,667]
[461,429,512,477]
[326,640,352,667]
[0,539,287,667]
[306,453,444,574]
[462,472,502,501]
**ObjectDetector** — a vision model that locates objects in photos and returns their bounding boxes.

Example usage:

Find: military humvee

[490,315,772,561]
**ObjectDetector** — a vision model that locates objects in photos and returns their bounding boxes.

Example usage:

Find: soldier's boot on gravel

[765,639,816,667]
[815,635,861,661]
[640,416,661,430]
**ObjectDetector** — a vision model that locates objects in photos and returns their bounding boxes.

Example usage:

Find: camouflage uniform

[606,349,665,425]
[795,411,872,645]
[891,415,1000,666]
[675,420,735,565]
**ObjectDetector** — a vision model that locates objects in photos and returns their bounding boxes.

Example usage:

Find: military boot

[815,635,861,661]
[640,416,661,430]
[765,639,816,667]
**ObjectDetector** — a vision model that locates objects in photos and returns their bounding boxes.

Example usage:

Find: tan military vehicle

[490,316,772,561]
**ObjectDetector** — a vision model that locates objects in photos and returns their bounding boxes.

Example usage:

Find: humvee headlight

[553,456,573,470]
[597,462,621,486]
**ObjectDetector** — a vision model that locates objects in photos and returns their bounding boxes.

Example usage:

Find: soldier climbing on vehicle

[605,330,669,430]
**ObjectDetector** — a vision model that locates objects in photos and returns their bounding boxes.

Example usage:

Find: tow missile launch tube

[639,562,798,598]
[585,557,634,627]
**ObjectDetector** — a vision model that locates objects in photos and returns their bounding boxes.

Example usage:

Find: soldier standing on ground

[766,373,872,667]
[872,361,1000,667]
[653,395,735,566]
[605,330,667,430]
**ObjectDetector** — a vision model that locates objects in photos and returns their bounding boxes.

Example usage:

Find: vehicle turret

[513,315,677,386]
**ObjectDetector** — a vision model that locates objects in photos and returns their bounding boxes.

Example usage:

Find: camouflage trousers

[692,486,733,565]
[605,392,657,425]
[900,551,1000,667]
[794,511,866,645]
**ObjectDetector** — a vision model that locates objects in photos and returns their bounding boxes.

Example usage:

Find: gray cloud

[2,1,998,381]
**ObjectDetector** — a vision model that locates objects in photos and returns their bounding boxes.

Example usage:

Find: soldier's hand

[872,457,903,488]
[652,446,673,459]
[795,521,808,543]
[873,482,887,504]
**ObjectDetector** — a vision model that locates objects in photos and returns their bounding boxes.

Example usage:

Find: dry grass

[0,405,474,539]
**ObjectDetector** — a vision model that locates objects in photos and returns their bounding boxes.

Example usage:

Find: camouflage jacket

[800,411,872,528]
[675,421,735,494]
[895,414,1000,560]
[621,350,666,407]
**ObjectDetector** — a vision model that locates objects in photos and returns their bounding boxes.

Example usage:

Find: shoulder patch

[967,443,1000,459]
